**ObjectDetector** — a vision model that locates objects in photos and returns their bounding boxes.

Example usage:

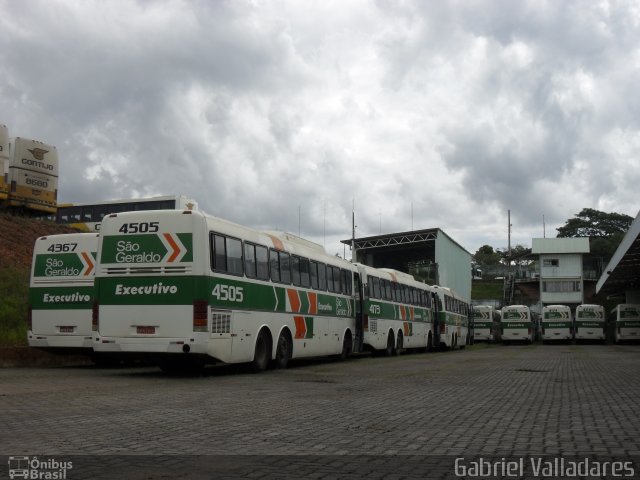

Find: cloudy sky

[2,0,639,257]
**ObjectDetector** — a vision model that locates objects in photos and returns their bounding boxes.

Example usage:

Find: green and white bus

[28,233,98,352]
[92,209,360,371]
[356,264,435,355]
[541,305,573,343]
[575,304,605,342]
[432,285,469,348]
[501,305,533,344]
[612,304,640,343]
[472,305,494,342]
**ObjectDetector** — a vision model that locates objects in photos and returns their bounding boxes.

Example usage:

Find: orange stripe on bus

[81,252,94,276]
[294,316,307,339]
[287,289,301,313]
[163,233,180,262]
[267,234,285,252]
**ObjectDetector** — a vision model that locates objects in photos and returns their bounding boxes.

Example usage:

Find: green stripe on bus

[33,253,88,277]
[97,274,353,317]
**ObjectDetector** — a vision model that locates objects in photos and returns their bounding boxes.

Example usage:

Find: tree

[496,244,533,266]
[556,208,633,261]
[473,245,501,266]
[556,208,632,238]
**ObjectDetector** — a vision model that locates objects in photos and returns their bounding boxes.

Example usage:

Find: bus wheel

[274,330,292,369]
[251,330,271,373]
[385,331,396,356]
[340,330,353,360]
[426,332,433,352]
[395,331,403,355]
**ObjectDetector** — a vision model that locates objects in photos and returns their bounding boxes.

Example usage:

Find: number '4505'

[211,284,244,302]
[118,222,159,234]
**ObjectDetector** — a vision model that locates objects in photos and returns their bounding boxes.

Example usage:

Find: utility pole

[508,210,512,270]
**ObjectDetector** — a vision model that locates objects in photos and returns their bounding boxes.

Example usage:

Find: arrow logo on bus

[160,233,187,263]
[79,252,95,276]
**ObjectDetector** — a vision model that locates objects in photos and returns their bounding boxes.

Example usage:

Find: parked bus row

[28,209,470,372]
[471,303,639,344]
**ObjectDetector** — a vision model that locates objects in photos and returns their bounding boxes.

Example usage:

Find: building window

[543,259,559,267]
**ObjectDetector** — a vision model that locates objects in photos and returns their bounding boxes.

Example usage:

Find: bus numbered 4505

[92,209,362,372]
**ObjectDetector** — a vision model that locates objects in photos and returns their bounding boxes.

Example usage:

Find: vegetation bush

[0,266,29,346]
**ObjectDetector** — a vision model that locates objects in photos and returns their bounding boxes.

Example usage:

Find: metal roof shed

[596,210,640,302]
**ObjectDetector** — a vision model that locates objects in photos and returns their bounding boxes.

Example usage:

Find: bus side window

[383,279,392,300]
[255,245,269,280]
[212,234,226,271]
[279,252,291,284]
[333,266,341,293]
[291,255,301,287]
[244,243,257,278]
[318,263,327,291]
[371,277,380,299]
[269,249,280,283]
[341,269,351,295]
[300,257,311,288]
[226,237,243,276]
[326,266,335,293]
[310,260,319,289]
[211,233,243,276]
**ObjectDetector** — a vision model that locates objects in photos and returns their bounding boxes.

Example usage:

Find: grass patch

[0,266,29,346]
[471,280,503,300]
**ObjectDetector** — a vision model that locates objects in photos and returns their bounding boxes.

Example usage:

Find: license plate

[137,326,156,334]
[59,326,74,333]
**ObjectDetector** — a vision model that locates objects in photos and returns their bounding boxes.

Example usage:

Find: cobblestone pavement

[1,344,640,479]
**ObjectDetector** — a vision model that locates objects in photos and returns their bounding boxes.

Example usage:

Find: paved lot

[1,344,640,478]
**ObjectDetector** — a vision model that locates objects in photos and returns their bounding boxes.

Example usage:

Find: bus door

[353,272,364,353]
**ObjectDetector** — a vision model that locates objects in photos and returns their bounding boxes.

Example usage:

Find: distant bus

[0,125,8,201]
[7,137,59,214]
[356,264,435,354]
[541,305,573,343]
[612,304,640,343]
[55,195,198,232]
[575,304,605,343]
[28,232,98,352]
[501,305,533,343]
[432,285,470,349]
[472,305,494,342]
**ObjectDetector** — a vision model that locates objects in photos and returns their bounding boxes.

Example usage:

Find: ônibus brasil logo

[101,233,193,264]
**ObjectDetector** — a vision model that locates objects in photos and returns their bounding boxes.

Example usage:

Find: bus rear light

[363,314,369,331]
[92,301,99,331]
[27,306,32,331]
[440,322,446,334]
[193,300,208,332]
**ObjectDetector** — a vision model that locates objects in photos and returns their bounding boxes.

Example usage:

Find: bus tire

[385,330,395,356]
[251,329,272,373]
[395,331,403,355]
[340,330,353,360]
[274,330,292,369]
[426,332,433,352]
